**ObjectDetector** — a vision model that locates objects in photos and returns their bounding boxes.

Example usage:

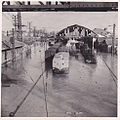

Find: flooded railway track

[1,44,117,117]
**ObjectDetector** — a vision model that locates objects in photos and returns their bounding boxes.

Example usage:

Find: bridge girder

[2,2,118,12]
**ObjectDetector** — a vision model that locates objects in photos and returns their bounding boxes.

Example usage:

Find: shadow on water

[87,63,97,69]
[45,57,53,70]
[52,73,69,91]
[100,53,117,76]
[45,56,69,91]
[1,73,27,87]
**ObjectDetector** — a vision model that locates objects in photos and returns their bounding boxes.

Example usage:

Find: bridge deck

[2,2,118,12]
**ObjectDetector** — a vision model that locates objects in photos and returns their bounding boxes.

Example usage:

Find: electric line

[4,13,14,21]
[39,50,49,117]
[6,45,48,117]
[100,56,117,87]
[9,70,45,117]
[2,13,13,23]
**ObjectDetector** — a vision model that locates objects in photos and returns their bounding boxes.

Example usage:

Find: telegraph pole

[112,24,115,55]
[12,15,17,41]
[13,15,17,31]
[17,12,22,42]
[33,26,36,37]
[10,28,15,62]
[13,12,25,42]
[28,22,31,41]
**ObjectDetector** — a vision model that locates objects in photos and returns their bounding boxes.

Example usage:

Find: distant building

[93,28,117,45]
[93,28,111,37]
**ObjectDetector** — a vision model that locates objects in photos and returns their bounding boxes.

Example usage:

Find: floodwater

[1,43,117,117]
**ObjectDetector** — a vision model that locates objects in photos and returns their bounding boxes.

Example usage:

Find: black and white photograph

[1,1,118,117]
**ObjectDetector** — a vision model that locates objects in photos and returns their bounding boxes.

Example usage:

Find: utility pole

[112,24,115,55]
[17,12,22,42]
[28,22,32,41]
[13,15,17,31]
[13,12,25,42]
[12,15,17,41]
[10,28,15,62]
[7,31,9,36]
[33,26,36,37]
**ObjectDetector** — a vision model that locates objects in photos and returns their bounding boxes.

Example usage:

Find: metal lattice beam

[2,2,118,12]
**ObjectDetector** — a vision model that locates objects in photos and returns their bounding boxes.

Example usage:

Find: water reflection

[2,43,117,117]
[52,74,68,91]
[101,53,117,76]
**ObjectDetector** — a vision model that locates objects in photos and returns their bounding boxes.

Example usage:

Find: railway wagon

[52,52,69,74]
[45,42,62,59]
[58,46,69,52]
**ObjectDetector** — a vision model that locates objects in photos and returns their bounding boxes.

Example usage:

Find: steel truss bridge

[2,1,118,12]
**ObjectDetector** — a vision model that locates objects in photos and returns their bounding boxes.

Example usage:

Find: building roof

[93,28,111,37]
[93,28,117,45]
[2,34,25,51]
[57,24,98,37]
[97,34,106,38]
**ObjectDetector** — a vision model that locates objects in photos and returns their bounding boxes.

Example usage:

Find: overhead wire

[7,45,48,117]
[9,69,45,117]
[39,46,49,117]
[7,12,14,17]
[2,13,13,24]
[100,55,117,87]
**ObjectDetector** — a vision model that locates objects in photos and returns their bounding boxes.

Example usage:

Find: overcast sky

[2,12,118,35]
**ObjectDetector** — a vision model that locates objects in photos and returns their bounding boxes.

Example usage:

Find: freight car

[58,46,69,52]
[45,42,62,60]
[80,44,97,64]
